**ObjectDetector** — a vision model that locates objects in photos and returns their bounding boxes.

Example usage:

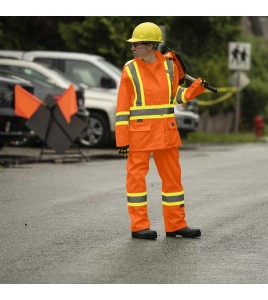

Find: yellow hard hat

[127,22,163,43]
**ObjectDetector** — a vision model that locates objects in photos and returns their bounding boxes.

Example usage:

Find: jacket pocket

[129,122,152,150]
[165,118,181,147]
[130,122,152,132]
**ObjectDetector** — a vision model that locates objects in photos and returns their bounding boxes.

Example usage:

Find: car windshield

[44,65,86,89]
[44,67,73,85]
[98,59,122,77]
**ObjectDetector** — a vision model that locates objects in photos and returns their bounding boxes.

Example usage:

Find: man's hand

[118,145,129,158]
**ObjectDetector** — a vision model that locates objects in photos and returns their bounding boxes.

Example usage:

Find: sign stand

[235,71,241,133]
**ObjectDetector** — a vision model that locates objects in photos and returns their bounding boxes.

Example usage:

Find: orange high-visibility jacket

[115,50,189,151]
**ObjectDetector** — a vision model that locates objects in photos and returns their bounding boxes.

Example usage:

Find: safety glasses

[131,42,149,48]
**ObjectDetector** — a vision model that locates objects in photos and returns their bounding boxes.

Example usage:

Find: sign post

[228,42,251,133]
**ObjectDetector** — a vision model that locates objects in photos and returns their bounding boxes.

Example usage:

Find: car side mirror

[100,76,116,89]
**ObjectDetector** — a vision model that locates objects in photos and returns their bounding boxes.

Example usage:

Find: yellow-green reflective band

[127,191,147,205]
[126,66,138,105]
[133,62,145,107]
[116,114,129,123]
[128,195,147,202]
[128,195,147,203]
[176,87,186,104]
[116,121,129,126]
[164,59,174,104]
[130,104,173,110]
[130,107,174,117]
[162,200,185,206]
[182,89,186,103]
[127,192,147,197]
[130,114,174,120]
[162,191,184,196]
[128,202,147,207]
[162,191,184,203]
[129,106,174,120]
[116,111,130,116]
[127,62,145,107]
[162,194,184,202]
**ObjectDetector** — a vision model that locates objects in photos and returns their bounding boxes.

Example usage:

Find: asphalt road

[0,143,267,284]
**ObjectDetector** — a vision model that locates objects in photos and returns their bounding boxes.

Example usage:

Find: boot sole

[166,230,201,238]
[132,233,157,239]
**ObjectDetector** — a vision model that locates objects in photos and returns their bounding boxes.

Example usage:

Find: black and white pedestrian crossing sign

[228,42,251,71]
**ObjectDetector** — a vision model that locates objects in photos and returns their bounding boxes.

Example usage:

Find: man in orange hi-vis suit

[116,22,205,240]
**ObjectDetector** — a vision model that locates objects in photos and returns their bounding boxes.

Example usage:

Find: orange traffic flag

[57,84,78,123]
[15,85,42,119]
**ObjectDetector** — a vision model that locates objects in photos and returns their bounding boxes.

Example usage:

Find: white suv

[0,50,199,146]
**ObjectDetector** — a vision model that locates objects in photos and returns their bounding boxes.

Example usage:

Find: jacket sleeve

[174,77,205,104]
[115,69,131,147]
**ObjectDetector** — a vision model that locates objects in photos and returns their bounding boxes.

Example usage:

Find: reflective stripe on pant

[127,151,151,232]
[126,147,188,232]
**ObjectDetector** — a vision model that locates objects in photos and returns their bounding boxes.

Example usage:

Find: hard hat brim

[127,38,164,43]
[127,38,140,42]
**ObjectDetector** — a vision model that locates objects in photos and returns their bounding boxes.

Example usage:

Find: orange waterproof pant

[126,147,188,232]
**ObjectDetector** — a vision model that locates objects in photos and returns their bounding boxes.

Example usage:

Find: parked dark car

[0,73,35,148]
[0,70,89,146]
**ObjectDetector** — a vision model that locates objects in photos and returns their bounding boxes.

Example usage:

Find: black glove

[118,145,129,158]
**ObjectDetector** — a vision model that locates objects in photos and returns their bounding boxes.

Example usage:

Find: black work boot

[166,227,201,238]
[132,228,157,240]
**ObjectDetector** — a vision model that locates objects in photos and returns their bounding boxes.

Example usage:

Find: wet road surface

[0,143,267,284]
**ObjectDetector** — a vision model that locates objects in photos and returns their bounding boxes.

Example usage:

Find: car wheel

[77,111,110,148]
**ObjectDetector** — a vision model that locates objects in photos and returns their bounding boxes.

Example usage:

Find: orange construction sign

[15,85,42,118]
[57,84,78,123]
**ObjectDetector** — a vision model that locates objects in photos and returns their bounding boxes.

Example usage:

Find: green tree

[58,16,168,67]
[166,17,241,58]
[0,17,81,50]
